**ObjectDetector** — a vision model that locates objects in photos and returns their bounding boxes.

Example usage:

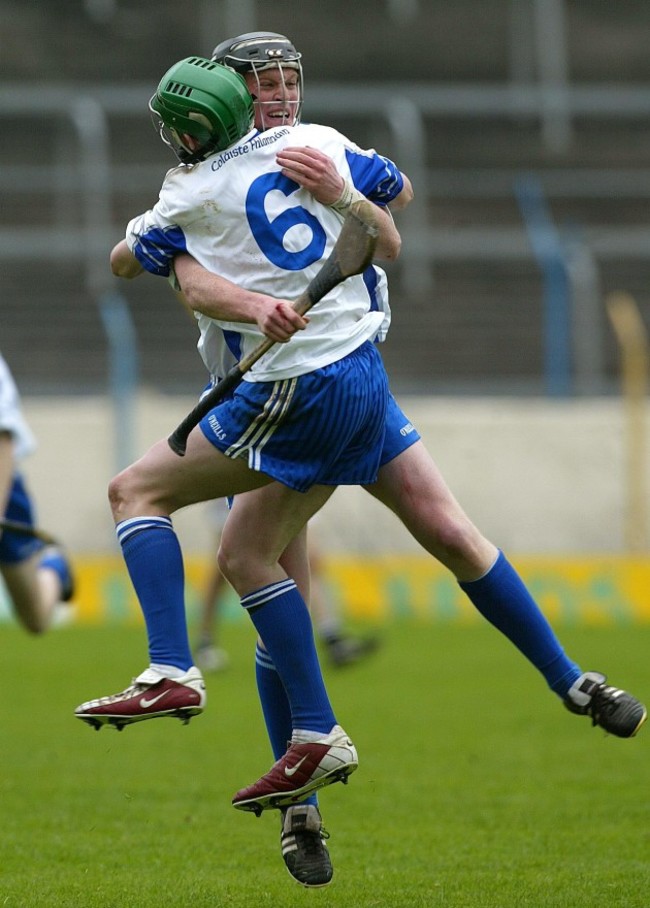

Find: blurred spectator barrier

[5,79,650,424]
[606,292,649,552]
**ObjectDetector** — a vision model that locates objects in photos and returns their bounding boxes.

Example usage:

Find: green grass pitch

[1,620,648,907]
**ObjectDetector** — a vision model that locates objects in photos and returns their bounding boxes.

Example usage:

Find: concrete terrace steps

[4,2,650,393]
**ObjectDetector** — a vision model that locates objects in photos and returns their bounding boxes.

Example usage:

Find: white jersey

[127,122,403,383]
[0,354,36,461]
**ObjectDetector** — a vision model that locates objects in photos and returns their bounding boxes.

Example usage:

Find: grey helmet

[211,31,303,128]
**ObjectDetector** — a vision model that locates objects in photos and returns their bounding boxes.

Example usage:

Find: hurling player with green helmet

[76,51,404,892]
[77,33,646,893]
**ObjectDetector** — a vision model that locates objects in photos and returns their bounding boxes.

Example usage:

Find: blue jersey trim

[362,265,380,313]
[132,225,188,276]
[223,329,243,362]
[345,148,403,204]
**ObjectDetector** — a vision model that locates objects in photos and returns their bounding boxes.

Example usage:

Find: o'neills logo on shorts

[207,413,227,441]
[400,422,415,437]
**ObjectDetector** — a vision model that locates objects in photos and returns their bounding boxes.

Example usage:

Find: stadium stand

[3,1,650,395]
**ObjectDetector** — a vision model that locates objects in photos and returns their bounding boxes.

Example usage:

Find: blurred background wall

[17,392,642,556]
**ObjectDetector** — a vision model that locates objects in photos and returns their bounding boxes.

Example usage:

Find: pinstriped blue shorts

[0,473,43,564]
[380,394,421,467]
[199,341,389,492]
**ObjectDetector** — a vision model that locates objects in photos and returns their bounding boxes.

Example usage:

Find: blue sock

[117,517,193,670]
[243,579,336,734]
[459,551,581,697]
[255,643,318,807]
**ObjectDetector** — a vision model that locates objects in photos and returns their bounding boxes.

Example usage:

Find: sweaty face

[244,66,300,131]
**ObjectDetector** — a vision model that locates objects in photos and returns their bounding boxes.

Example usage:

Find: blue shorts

[380,395,421,467]
[200,341,389,492]
[0,473,44,564]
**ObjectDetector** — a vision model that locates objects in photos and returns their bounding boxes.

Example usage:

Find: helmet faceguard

[211,31,303,130]
[149,57,254,164]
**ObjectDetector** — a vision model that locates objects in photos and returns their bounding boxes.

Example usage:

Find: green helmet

[149,57,254,164]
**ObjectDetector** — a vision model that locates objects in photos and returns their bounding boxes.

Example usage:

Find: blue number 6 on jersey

[246,172,327,271]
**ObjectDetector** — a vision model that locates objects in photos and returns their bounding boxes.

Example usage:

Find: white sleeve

[0,355,36,460]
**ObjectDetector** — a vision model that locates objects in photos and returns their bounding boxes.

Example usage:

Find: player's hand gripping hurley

[168,201,380,456]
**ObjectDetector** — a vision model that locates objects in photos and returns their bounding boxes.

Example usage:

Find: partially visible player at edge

[74,49,406,888]
[0,353,74,630]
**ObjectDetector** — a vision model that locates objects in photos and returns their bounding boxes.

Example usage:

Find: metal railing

[4,78,650,425]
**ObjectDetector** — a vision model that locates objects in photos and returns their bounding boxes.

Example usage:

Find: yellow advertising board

[27,554,650,627]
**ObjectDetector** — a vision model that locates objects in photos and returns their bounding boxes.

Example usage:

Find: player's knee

[431,514,479,562]
[107,467,141,519]
[107,472,126,518]
[217,538,266,595]
[216,540,239,587]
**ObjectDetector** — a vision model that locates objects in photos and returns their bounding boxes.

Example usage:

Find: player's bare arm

[389,172,414,211]
[275,146,402,262]
[110,238,145,279]
[173,254,308,343]
[109,237,305,342]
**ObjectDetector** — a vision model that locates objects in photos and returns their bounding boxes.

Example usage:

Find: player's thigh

[113,428,271,515]
[222,483,333,568]
[367,441,475,544]
[368,441,461,516]
[219,494,312,603]
[368,442,496,575]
